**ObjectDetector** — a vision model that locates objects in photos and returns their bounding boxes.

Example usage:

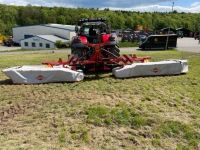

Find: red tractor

[44,18,150,72]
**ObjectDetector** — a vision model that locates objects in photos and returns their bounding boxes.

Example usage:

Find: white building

[20,35,69,49]
[13,24,76,49]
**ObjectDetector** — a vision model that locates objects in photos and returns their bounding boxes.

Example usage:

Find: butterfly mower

[3,18,188,84]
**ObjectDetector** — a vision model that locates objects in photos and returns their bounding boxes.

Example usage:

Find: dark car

[160,28,176,35]
[139,34,178,50]
[176,28,191,37]
[138,34,147,42]
[3,38,14,47]
[121,31,134,42]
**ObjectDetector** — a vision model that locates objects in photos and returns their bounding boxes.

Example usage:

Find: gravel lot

[0,38,199,55]
[0,46,21,52]
[177,37,200,53]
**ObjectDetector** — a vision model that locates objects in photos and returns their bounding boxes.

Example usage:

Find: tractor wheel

[102,45,120,58]
[109,45,120,57]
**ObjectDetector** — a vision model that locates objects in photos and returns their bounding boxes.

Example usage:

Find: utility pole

[165,2,174,50]
[172,2,174,12]
[199,19,200,44]
[165,28,170,50]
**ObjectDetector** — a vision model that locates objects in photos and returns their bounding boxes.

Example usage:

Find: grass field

[0,50,199,150]
[118,41,139,47]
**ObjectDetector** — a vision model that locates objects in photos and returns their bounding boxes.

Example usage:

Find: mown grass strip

[85,105,152,128]
[157,121,200,149]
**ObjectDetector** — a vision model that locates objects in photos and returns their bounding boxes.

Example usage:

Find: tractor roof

[82,22,106,26]
[78,18,106,25]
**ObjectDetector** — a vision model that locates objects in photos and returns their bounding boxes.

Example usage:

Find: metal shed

[20,35,69,49]
[13,24,76,45]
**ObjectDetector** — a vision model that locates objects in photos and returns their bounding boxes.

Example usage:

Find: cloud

[103,2,200,13]
[191,2,200,7]
[0,0,174,8]
[0,0,28,6]
[98,0,174,8]
[0,0,199,13]
[0,0,75,7]
[128,3,200,13]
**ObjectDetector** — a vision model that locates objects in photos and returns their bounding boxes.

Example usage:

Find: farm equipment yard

[0,50,199,149]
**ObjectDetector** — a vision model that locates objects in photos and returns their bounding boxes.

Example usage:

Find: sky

[0,0,200,13]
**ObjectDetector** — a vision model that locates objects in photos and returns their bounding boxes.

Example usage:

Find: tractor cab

[75,18,112,44]
[71,18,119,61]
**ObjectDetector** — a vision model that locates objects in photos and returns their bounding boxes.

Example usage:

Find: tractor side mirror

[75,26,79,33]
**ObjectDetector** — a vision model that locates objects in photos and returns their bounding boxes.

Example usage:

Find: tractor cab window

[79,22,109,36]
[81,26,90,35]
[99,23,110,34]
[89,27,97,36]
[80,25,99,36]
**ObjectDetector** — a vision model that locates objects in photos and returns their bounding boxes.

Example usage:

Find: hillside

[0,4,200,35]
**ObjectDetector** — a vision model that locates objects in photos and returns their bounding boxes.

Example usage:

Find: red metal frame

[43,42,151,72]
[43,18,151,72]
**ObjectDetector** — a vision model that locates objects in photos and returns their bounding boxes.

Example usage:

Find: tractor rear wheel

[103,45,120,58]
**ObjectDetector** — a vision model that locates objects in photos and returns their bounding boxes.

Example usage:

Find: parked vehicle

[160,28,176,34]
[121,30,149,42]
[121,30,134,42]
[139,34,178,50]
[176,28,191,37]
[3,36,14,47]
[194,32,200,40]
[139,34,147,42]
[177,31,184,38]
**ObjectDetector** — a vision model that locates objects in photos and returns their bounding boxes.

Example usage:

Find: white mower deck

[3,65,84,84]
[3,60,188,84]
[112,60,188,78]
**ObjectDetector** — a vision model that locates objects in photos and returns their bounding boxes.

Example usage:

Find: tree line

[0,4,200,35]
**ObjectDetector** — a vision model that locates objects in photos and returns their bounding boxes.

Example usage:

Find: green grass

[0,48,69,53]
[86,105,150,128]
[158,121,199,139]
[86,105,150,127]
[70,125,90,143]
[118,41,139,47]
[58,127,66,143]
[0,50,199,149]
[86,106,111,125]
[157,121,200,149]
